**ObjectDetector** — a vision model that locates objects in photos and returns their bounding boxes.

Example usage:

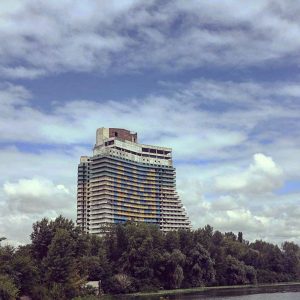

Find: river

[112,284,300,300]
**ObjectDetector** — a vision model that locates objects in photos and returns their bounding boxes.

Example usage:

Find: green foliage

[31,215,81,260]
[11,245,39,295]
[164,249,186,289]
[29,284,52,300]
[238,232,243,243]
[172,265,184,289]
[1,216,300,297]
[184,243,215,287]
[0,245,15,276]
[109,273,134,294]
[220,255,253,285]
[194,225,213,249]
[0,274,19,300]
[282,241,300,279]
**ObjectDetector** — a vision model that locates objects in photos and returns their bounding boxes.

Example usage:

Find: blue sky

[1,0,300,245]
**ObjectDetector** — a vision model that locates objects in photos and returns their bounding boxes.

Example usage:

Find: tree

[194,225,213,250]
[245,265,257,284]
[31,218,53,260]
[225,232,237,241]
[223,255,247,285]
[282,241,300,280]
[12,245,39,295]
[110,273,133,294]
[0,274,19,300]
[161,249,186,289]
[2,216,300,295]
[31,216,80,261]
[0,245,15,276]
[178,229,194,256]
[217,255,256,286]
[184,243,215,287]
[43,229,82,299]
[238,232,243,243]
[165,231,180,252]
[117,223,155,290]
[172,265,184,289]
[250,240,285,281]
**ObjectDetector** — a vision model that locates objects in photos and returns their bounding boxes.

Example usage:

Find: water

[172,292,299,299]
[165,286,300,299]
[113,284,300,300]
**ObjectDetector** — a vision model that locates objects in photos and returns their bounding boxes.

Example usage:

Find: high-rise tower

[77,128,190,234]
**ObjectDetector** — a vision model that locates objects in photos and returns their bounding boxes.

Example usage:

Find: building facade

[77,128,191,234]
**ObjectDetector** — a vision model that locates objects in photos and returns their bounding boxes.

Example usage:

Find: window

[115,132,118,137]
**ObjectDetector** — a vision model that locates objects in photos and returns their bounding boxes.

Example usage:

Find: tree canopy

[1,216,300,299]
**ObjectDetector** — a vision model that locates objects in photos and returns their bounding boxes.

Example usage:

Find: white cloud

[0,66,46,79]
[0,82,31,105]
[0,76,300,245]
[177,174,300,244]
[0,145,82,244]
[1,1,300,77]
[0,83,249,160]
[1,1,300,246]
[210,195,242,211]
[215,153,283,194]
[3,177,71,214]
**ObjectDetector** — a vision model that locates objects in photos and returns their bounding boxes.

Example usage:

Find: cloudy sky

[1,0,300,246]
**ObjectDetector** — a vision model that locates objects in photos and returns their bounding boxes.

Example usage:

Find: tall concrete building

[77,128,190,234]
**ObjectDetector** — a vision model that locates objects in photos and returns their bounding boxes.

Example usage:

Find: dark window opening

[114,132,118,137]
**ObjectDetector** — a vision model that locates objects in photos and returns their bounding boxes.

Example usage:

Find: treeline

[0,216,300,299]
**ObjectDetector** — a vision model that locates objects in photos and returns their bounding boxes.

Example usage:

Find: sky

[1,0,300,246]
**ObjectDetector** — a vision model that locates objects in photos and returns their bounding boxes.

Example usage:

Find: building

[77,127,191,234]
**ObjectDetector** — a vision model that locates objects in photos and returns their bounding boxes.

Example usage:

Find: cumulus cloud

[177,173,300,244]
[0,146,81,244]
[0,177,76,245]
[1,1,300,77]
[214,153,283,194]
[3,177,71,214]
[177,179,269,237]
